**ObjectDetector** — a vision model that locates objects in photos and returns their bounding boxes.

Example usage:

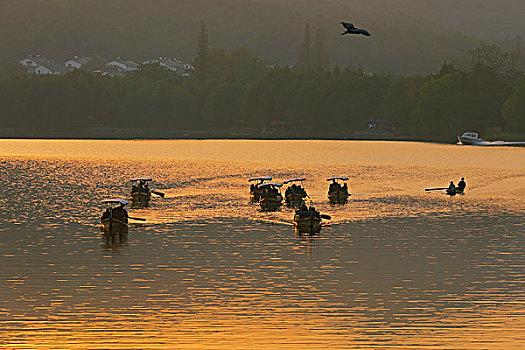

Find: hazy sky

[2,0,524,73]
[271,0,525,38]
[340,0,525,38]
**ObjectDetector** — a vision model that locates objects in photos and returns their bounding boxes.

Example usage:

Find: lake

[0,140,523,349]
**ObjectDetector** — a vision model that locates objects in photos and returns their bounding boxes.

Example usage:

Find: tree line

[0,24,524,141]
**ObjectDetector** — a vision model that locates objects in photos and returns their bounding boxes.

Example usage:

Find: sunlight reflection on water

[0,140,523,349]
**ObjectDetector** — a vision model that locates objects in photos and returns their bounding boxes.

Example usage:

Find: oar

[321,214,332,220]
[129,216,147,221]
[151,190,165,197]
[425,187,448,192]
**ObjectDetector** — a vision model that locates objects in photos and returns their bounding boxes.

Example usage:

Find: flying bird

[340,22,370,37]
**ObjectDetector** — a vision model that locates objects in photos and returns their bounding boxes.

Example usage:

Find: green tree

[470,43,512,76]
[314,29,329,70]
[384,76,424,133]
[295,24,313,71]
[508,34,525,72]
[502,79,525,133]
[418,72,465,138]
[193,21,210,79]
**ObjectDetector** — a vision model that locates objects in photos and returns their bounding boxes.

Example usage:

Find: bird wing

[341,22,355,30]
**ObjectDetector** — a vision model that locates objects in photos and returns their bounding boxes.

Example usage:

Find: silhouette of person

[457,177,466,193]
[447,181,456,196]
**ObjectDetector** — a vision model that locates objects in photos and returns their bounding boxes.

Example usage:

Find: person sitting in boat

[102,207,111,220]
[300,201,308,211]
[112,204,128,219]
[446,181,456,196]
[342,183,348,194]
[309,206,320,217]
[457,177,466,193]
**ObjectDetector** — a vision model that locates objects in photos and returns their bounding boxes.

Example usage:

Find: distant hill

[0,0,487,73]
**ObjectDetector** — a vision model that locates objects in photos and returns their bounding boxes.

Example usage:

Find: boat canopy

[131,177,153,182]
[460,131,479,138]
[101,198,130,205]
[248,176,272,182]
[257,182,283,188]
[327,176,348,181]
[283,178,306,184]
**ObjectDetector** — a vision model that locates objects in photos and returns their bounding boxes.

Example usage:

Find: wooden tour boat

[249,176,272,202]
[131,177,152,207]
[283,178,308,208]
[258,182,283,211]
[293,208,322,234]
[100,198,129,233]
[327,176,349,204]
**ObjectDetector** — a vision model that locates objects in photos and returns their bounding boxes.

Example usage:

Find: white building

[95,69,127,78]
[19,55,68,75]
[19,56,40,67]
[65,56,92,70]
[143,57,193,75]
[105,59,139,72]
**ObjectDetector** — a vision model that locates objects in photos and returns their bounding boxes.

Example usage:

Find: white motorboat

[457,132,485,145]
[457,131,525,146]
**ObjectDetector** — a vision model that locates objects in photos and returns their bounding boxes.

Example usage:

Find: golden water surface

[0,139,523,349]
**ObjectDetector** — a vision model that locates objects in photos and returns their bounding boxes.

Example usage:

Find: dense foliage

[1,40,524,141]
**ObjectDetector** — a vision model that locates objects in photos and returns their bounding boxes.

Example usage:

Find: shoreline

[1,129,523,145]
[0,135,431,142]
[2,136,525,147]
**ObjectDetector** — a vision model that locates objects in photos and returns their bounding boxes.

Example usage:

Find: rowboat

[249,176,272,202]
[327,176,349,204]
[283,178,307,208]
[258,182,283,211]
[446,187,465,196]
[293,208,322,234]
[100,198,129,233]
[131,177,152,207]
